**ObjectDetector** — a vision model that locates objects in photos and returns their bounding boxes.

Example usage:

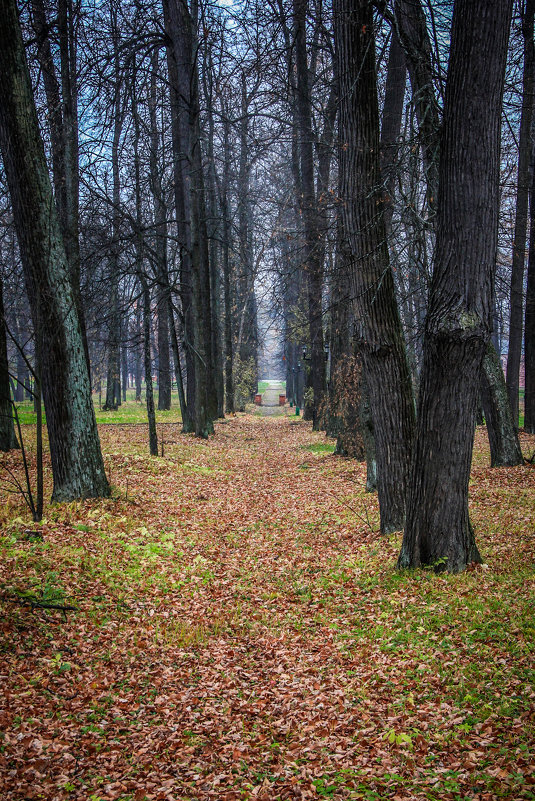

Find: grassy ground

[14,384,287,425]
[258,381,286,395]
[13,389,181,426]
[0,414,534,800]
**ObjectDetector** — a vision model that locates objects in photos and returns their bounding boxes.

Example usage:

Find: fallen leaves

[0,417,534,800]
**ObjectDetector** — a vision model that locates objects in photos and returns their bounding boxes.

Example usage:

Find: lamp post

[295,360,303,415]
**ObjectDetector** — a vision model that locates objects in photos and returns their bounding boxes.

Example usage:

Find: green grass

[258,380,286,394]
[13,388,181,426]
[301,442,336,454]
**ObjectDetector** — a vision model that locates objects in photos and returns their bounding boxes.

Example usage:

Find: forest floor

[0,412,534,801]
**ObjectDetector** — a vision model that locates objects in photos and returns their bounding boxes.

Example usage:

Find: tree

[334,0,416,534]
[103,0,123,411]
[0,277,18,451]
[395,0,522,467]
[0,0,109,501]
[30,0,90,374]
[293,0,327,429]
[164,0,216,437]
[506,0,535,426]
[399,0,513,573]
[525,142,535,432]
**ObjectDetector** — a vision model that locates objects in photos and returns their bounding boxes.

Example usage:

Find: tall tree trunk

[142,277,158,456]
[164,0,215,436]
[0,279,18,451]
[204,60,225,418]
[121,323,128,402]
[481,343,523,465]
[135,301,142,402]
[334,0,416,533]
[397,0,522,463]
[525,137,535,433]
[11,311,29,403]
[293,0,326,429]
[399,0,512,573]
[104,7,122,410]
[380,26,407,233]
[131,55,158,455]
[506,0,535,425]
[148,50,171,412]
[30,0,89,375]
[237,72,258,395]
[394,0,441,216]
[164,19,195,428]
[167,295,188,425]
[0,0,109,500]
[221,110,234,414]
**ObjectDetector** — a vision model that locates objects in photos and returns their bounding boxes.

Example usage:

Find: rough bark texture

[221,111,234,414]
[104,9,122,411]
[329,355,365,459]
[481,343,523,466]
[0,0,109,500]
[148,51,171,412]
[164,0,195,431]
[143,279,158,456]
[380,26,407,233]
[325,225,352,440]
[30,0,89,375]
[506,0,535,425]
[394,0,441,215]
[236,73,258,397]
[205,68,225,419]
[335,0,416,533]
[293,0,326,429]
[399,0,512,573]
[526,137,535,433]
[0,279,18,451]
[164,0,215,437]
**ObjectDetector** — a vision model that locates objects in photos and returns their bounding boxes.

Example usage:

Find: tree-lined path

[1,414,533,800]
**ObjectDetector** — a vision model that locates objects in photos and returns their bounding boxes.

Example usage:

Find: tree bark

[204,61,225,418]
[148,50,171,412]
[30,0,89,375]
[293,0,326,429]
[164,0,215,436]
[131,56,158,455]
[163,0,195,430]
[394,0,441,216]
[506,0,535,425]
[221,109,234,414]
[334,0,416,533]
[142,278,158,456]
[525,133,535,432]
[0,279,18,451]
[481,342,523,466]
[0,0,109,500]
[396,0,522,463]
[104,6,122,410]
[399,0,512,573]
[380,26,407,233]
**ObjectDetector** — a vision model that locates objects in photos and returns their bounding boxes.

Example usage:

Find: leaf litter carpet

[0,415,534,800]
